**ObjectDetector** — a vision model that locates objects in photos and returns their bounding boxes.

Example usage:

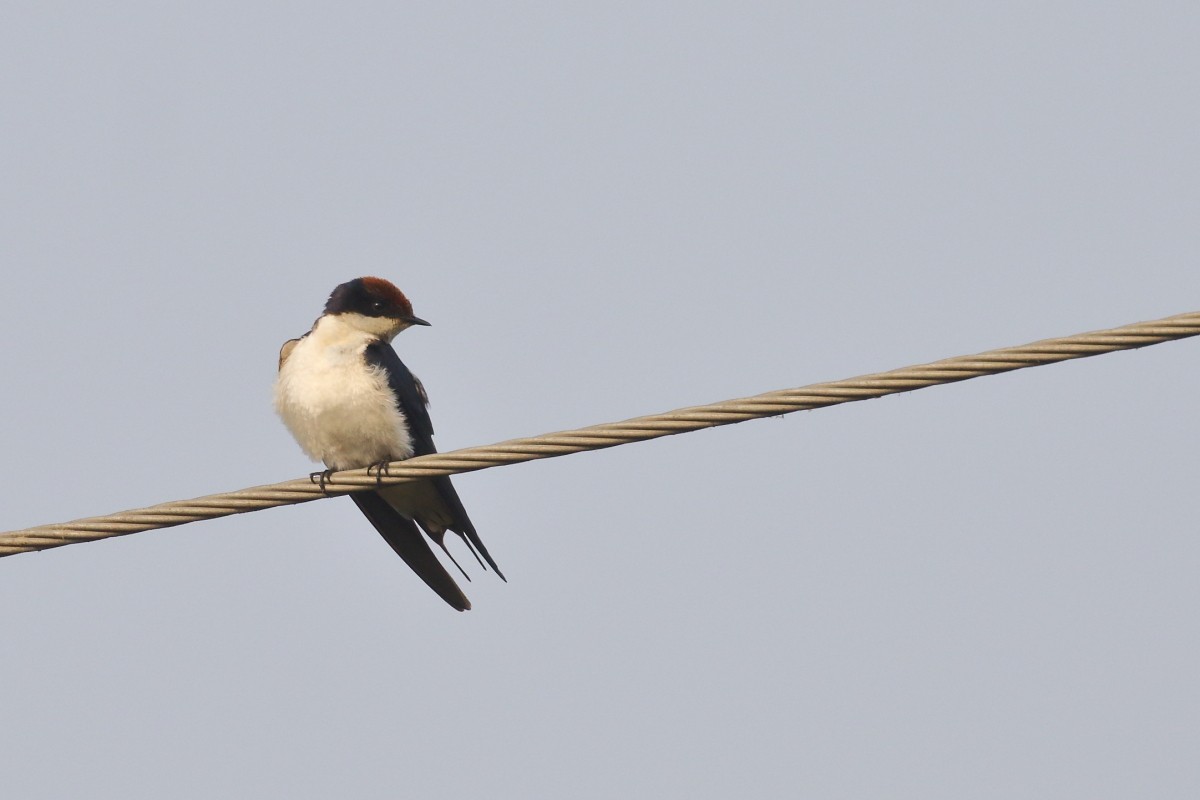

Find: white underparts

[273,314,414,470]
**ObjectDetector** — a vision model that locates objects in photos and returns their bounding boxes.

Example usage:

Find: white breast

[273,316,414,470]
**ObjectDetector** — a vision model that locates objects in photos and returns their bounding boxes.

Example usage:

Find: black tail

[430,475,506,582]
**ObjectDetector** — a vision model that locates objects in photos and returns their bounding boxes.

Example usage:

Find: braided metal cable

[2,310,1198,557]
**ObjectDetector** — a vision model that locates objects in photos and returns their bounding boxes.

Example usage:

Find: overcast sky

[3,3,1198,798]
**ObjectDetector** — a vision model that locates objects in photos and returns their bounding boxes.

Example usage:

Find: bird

[273,276,504,611]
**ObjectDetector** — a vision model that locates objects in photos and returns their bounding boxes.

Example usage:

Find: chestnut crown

[323,277,428,325]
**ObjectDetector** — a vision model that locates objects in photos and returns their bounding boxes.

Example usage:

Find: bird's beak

[404,315,432,327]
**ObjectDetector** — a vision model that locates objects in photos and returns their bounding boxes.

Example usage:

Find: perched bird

[273,277,503,611]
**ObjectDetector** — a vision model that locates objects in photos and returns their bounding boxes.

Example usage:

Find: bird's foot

[309,468,335,494]
[367,459,392,487]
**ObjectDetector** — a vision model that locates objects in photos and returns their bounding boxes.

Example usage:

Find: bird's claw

[310,468,335,494]
[367,459,392,487]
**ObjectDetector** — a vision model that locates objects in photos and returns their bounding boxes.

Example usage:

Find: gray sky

[3,3,1198,798]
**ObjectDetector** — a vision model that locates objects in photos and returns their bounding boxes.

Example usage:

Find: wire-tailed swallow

[273,277,503,611]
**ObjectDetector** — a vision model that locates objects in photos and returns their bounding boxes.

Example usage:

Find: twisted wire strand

[2,311,1197,557]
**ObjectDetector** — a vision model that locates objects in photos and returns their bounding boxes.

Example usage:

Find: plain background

[2,3,1198,798]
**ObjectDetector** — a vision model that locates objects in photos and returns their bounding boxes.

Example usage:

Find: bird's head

[323,277,431,339]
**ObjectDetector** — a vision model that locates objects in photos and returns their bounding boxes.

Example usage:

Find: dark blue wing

[364,341,436,454]
[350,491,470,611]
[363,341,505,581]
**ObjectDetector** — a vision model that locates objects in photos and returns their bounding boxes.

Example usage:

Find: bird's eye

[371,300,384,311]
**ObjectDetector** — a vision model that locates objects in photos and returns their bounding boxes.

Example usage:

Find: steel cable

[2,310,1197,557]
